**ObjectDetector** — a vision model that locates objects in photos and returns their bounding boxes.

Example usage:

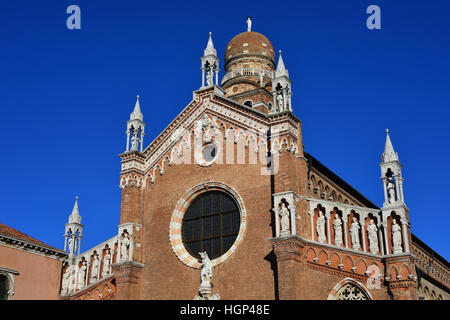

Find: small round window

[181,191,241,260]
[202,143,217,163]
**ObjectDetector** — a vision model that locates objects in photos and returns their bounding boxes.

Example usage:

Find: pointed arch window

[335,283,370,300]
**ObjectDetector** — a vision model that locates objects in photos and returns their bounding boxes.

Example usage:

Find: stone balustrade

[221,68,274,85]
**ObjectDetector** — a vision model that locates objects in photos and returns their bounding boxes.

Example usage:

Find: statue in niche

[279,202,291,237]
[387,177,396,204]
[131,134,139,151]
[90,254,99,283]
[333,215,343,246]
[316,211,326,243]
[367,219,379,254]
[276,91,283,111]
[102,249,111,276]
[78,261,87,289]
[350,217,361,249]
[68,235,76,255]
[61,268,70,294]
[206,65,213,86]
[392,219,403,254]
[121,233,130,261]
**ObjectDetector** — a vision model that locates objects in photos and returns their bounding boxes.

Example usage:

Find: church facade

[59,20,450,300]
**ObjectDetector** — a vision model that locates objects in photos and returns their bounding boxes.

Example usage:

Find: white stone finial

[246,16,252,32]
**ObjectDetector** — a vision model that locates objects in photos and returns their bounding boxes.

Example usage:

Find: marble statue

[276,92,283,111]
[350,217,361,249]
[121,233,130,261]
[194,251,220,300]
[387,178,396,203]
[102,249,111,276]
[367,219,379,254]
[78,261,87,289]
[68,236,76,255]
[206,67,213,86]
[279,203,290,236]
[90,255,99,283]
[199,251,212,289]
[333,216,343,246]
[246,16,252,32]
[131,134,138,151]
[316,212,326,243]
[61,268,70,294]
[392,219,402,253]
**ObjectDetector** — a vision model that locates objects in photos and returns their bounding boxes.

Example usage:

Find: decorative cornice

[0,234,67,260]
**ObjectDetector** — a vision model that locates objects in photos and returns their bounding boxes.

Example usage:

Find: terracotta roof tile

[0,222,62,252]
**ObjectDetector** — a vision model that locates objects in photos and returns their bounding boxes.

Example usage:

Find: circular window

[181,191,241,260]
[196,142,219,166]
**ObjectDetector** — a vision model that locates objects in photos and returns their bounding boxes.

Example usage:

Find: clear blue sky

[0,0,449,260]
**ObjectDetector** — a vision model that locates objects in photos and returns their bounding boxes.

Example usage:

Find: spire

[68,196,81,224]
[130,95,143,121]
[382,129,399,163]
[275,50,289,78]
[200,32,220,88]
[246,16,252,32]
[204,32,217,57]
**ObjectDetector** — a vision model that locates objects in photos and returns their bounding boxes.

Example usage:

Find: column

[309,210,314,241]
[394,174,401,203]
[126,130,130,152]
[274,206,280,237]
[398,177,405,202]
[140,132,144,152]
[64,235,68,252]
[383,221,390,255]
[378,222,385,255]
[342,212,349,248]
[401,218,409,252]
[382,177,388,204]
[201,68,205,88]
[128,236,134,262]
[325,212,331,245]
[77,236,82,256]
[360,215,367,252]
[290,204,297,236]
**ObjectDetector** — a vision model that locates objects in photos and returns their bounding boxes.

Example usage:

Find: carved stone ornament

[193,251,220,300]
[336,284,369,300]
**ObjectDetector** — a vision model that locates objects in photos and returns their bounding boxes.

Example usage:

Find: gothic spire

[275,50,289,78]
[130,95,143,121]
[68,196,81,224]
[204,32,217,57]
[382,129,399,163]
